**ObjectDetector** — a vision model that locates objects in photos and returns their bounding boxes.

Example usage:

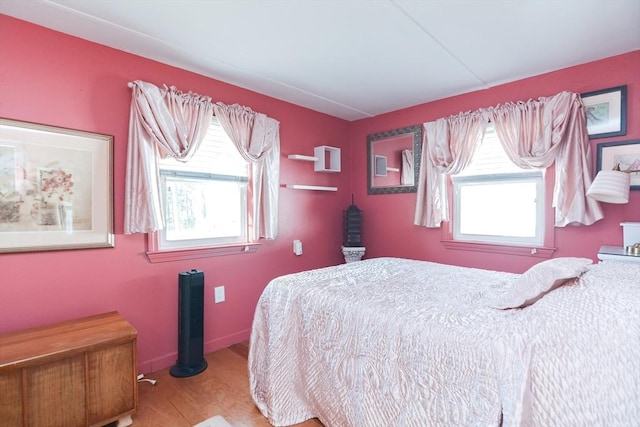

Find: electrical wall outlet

[214,286,225,303]
[293,239,303,256]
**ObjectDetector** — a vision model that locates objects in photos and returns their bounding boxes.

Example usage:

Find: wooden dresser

[0,311,138,427]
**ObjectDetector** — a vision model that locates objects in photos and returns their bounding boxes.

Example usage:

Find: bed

[248,257,640,427]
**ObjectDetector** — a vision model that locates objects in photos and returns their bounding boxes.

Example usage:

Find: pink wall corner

[0,15,351,372]
[349,50,640,273]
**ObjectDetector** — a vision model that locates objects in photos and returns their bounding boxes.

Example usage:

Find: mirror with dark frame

[367,125,422,194]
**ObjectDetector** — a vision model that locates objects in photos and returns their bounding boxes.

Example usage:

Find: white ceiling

[2,0,639,121]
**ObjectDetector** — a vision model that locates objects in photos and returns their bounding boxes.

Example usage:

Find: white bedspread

[493,260,640,426]
[249,257,640,426]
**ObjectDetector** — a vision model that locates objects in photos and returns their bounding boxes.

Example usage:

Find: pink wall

[349,51,640,273]
[0,16,351,373]
[1,15,638,373]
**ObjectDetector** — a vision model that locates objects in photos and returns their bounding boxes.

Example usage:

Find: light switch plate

[214,286,225,303]
[293,240,303,255]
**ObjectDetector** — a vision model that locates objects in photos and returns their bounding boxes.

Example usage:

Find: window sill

[146,242,261,263]
[441,240,556,258]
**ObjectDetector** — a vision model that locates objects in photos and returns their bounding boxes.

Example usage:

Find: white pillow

[490,257,593,309]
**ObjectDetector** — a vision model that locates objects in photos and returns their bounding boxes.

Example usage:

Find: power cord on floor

[137,373,157,385]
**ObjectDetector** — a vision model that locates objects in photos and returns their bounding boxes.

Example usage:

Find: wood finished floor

[133,341,323,427]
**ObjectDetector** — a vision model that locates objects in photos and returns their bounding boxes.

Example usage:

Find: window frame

[452,171,545,246]
[441,128,556,258]
[145,118,261,263]
[146,237,260,263]
[157,170,249,250]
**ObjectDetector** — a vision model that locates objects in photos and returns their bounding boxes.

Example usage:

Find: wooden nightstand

[597,245,640,264]
[0,312,137,427]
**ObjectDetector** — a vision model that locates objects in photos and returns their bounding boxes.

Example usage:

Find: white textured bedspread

[493,260,640,426]
[249,258,640,427]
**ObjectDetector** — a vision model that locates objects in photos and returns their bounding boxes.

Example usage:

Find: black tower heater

[170,269,208,377]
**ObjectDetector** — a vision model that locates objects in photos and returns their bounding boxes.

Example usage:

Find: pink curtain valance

[125,81,281,240]
[414,91,603,228]
[414,111,487,227]
[213,102,280,240]
[125,80,213,234]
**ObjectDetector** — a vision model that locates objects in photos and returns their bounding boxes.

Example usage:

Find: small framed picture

[596,140,640,190]
[374,155,388,177]
[581,85,627,139]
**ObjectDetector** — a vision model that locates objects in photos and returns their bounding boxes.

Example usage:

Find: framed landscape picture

[581,85,627,139]
[596,140,640,190]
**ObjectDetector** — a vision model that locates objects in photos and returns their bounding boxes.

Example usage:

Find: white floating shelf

[314,145,341,172]
[289,146,341,173]
[286,184,338,192]
[287,154,318,162]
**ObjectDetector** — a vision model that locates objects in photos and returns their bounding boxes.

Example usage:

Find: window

[452,125,544,246]
[157,117,249,251]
